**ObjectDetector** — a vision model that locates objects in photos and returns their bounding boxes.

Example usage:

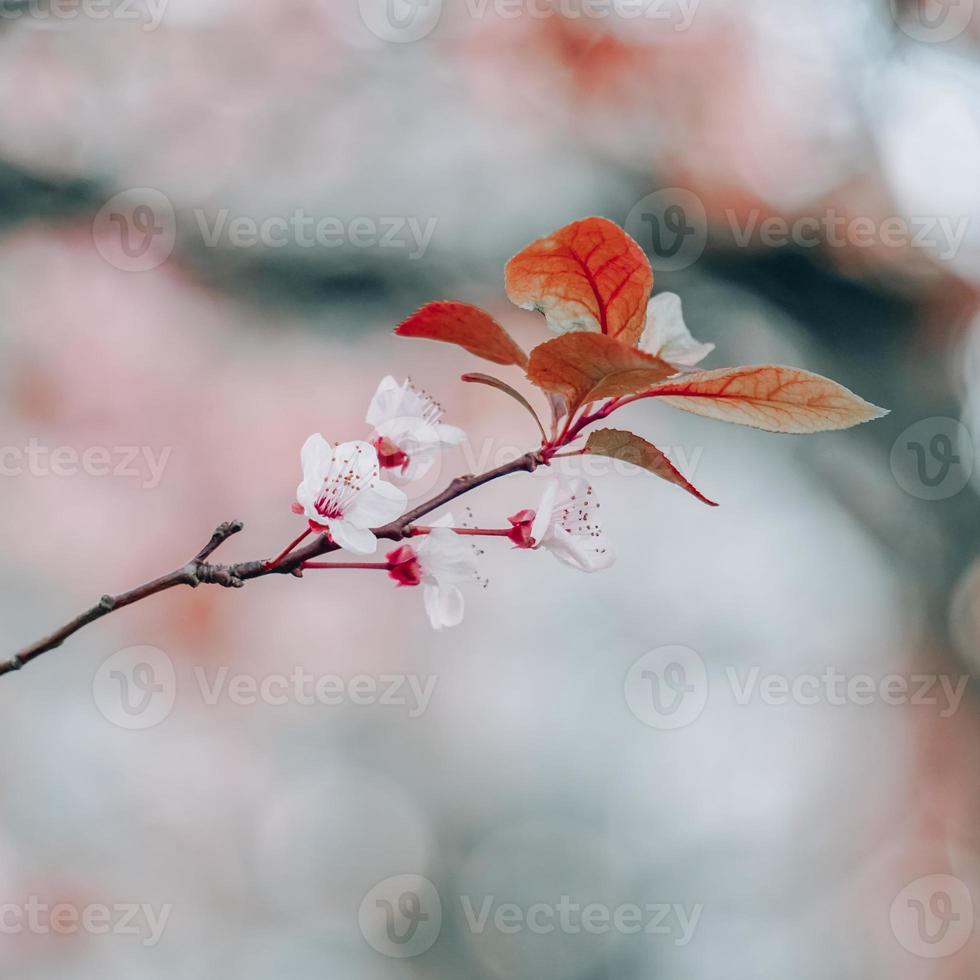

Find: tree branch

[2,452,543,679]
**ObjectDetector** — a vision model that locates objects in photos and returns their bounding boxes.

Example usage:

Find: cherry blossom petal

[529,480,560,544]
[423,583,465,630]
[326,519,378,556]
[639,293,715,367]
[543,529,615,573]
[344,479,407,528]
[298,432,334,504]
[434,423,466,447]
[417,527,477,586]
[366,375,414,428]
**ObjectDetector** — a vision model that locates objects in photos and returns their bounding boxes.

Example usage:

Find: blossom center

[313,446,375,519]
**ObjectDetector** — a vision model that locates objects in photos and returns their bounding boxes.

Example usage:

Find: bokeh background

[0,0,979,976]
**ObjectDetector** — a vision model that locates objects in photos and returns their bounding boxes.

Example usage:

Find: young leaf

[527,332,675,413]
[462,372,547,440]
[396,302,528,369]
[505,217,653,346]
[585,429,718,506]
[642,365,888,433]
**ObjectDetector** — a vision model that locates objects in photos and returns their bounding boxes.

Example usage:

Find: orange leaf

[396,302,528,369]
[585,429,718,506]
[527,332,675,413]
[505,217,653,346]
[643,365,888,433]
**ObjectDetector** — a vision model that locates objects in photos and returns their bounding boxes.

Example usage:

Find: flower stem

[408,526,512,537]
[265,528,313,569]
[301,561,390,571]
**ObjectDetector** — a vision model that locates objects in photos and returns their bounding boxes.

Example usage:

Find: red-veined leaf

[584,428,718,506]
[396,302,528,369]
[527,332,675,413]
[642,365,888,433]
[505,217,653,346]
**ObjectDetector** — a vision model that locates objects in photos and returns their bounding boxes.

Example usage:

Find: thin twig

[2,451,544,679]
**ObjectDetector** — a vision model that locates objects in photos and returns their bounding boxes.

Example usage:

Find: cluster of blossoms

[289,376,616,629]
[264,216,885,631]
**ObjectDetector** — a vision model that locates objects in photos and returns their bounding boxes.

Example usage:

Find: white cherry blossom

[366,376,466,482]
[295,434,406,555]
[509,477,614,573]
[387,522,478,630]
